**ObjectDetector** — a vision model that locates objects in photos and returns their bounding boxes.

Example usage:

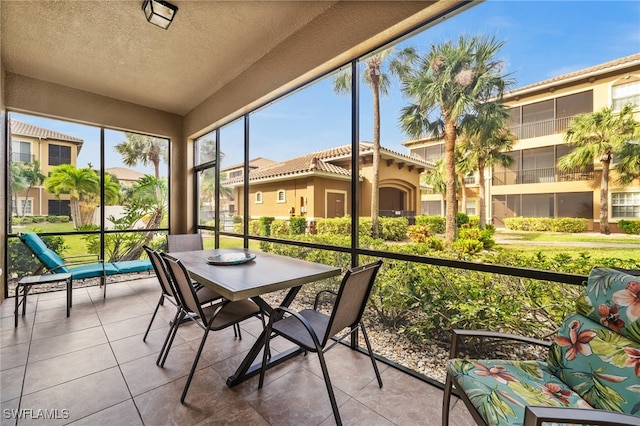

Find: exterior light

[142,0,178,30]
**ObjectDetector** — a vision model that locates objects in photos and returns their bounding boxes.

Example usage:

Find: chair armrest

[523,406,640,426]
[271,306,323,350]
[313,290,338,310]
[449,329,551,358]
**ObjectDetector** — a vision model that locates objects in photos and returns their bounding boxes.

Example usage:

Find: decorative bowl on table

[206,252,256,265]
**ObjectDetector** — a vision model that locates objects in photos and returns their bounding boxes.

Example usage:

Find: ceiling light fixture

[142,0,178,30]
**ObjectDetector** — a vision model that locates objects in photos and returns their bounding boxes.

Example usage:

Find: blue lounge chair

[19,232,152,297]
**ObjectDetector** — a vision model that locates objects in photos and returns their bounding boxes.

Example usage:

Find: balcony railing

[510,116,574,140]
[493,166,594,185]
[12,152,34,163]
[379,210,415,218]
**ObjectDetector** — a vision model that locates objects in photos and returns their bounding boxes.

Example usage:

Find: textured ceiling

[1,1,458,116]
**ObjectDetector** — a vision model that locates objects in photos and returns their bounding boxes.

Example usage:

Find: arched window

[255,191,263,204]
[276,189,286,203]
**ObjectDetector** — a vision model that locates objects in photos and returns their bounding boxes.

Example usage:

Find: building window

[11,140,32,163]
[612,79,640,111]
[255,191,263,204]
[466,200,477,216]
[12,199,32,216]
[48,144,71,166]
[48,199,71,217]
[612,192,640,218]
[276,190,286,203]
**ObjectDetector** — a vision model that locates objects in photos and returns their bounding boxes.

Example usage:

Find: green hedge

[618,219,640,235]
[504,217,588,233]
[315,216,408,241]
[259,234,640,347]
[414,215,445,234]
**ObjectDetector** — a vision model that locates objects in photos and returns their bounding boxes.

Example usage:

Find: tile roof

[223,142,432,185]
[506,53,640,97]
[10,119,84,144]
[221,157,277,172]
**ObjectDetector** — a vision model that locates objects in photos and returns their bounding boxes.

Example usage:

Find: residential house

[222,142,432,226]
[404,53,640,231]
[10,119,83,217]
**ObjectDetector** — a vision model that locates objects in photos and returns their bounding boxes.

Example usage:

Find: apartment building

[9,119,84,217]
[404,53,640,232]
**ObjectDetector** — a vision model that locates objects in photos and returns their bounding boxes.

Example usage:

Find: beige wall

[4,73,193,233]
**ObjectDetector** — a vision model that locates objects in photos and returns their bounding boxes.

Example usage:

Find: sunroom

[2,1,639,425]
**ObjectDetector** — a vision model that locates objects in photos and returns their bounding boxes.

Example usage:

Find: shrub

[458,227,495,249]
[407,224,432,243]
[466,215,480,228]
[379,217,408,241]
[455,212,470,228]
[618,219,640,235]
[258,216,275,236]
[33,216,46,223]
[504,217,587,233]
[249,220,260,235]
[232,215,243,224]
[452,238,484,254]
[316,216,352,236]
[414,215,445,234]
[269,219,289,237]
[289,216,307,235]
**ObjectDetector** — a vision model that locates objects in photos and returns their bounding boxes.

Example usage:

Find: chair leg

[317,349,342,426]
[143,295,163,342]
[359,322,383,388]
[181,325,212,403]
[442,372,454,426]
[158,309,183,366]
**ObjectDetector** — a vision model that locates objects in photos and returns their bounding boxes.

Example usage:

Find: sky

[10,0,640,173]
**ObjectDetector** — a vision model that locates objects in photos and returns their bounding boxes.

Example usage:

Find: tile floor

[1,277,474,425]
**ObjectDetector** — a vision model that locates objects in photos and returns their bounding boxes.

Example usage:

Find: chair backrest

[548,267,640,414]
[324,260,383,345]
[160,253,205,319]
[143,245,175,298]
[167,234,203,252]
[19,232,69,273]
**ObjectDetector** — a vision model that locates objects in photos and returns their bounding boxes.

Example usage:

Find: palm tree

[399,35,512,242]
[333,46,418,238]
[422,158,447,215]
[20,160,46,217]
[114,133,168,179]
[558,104,639,234]
[11,162,28,217]
[458,102,516,227]
[44,164,99,228]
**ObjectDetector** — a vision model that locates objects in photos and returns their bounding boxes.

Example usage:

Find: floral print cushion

[447,359,591,426]
[576,267,640,344]
[548,313,640,416]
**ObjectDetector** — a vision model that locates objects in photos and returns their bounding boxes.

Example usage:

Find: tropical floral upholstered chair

[442,267,640,426]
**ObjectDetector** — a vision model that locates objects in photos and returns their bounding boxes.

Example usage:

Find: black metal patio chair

[258,259,384,426]
[160,252,263,403]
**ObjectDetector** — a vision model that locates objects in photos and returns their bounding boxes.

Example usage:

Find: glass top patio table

[169,247,342,386]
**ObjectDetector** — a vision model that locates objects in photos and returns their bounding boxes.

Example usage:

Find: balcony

[1,277,475,425]
[493,166,594,185]
[509,116,574,140]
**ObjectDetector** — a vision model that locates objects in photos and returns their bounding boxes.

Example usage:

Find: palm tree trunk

[600,160,610,234]
[478,163,487,228]
[371,80,381,239]
[458,173,467,214]
[444,119,457,243]
[70,198,82,228]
